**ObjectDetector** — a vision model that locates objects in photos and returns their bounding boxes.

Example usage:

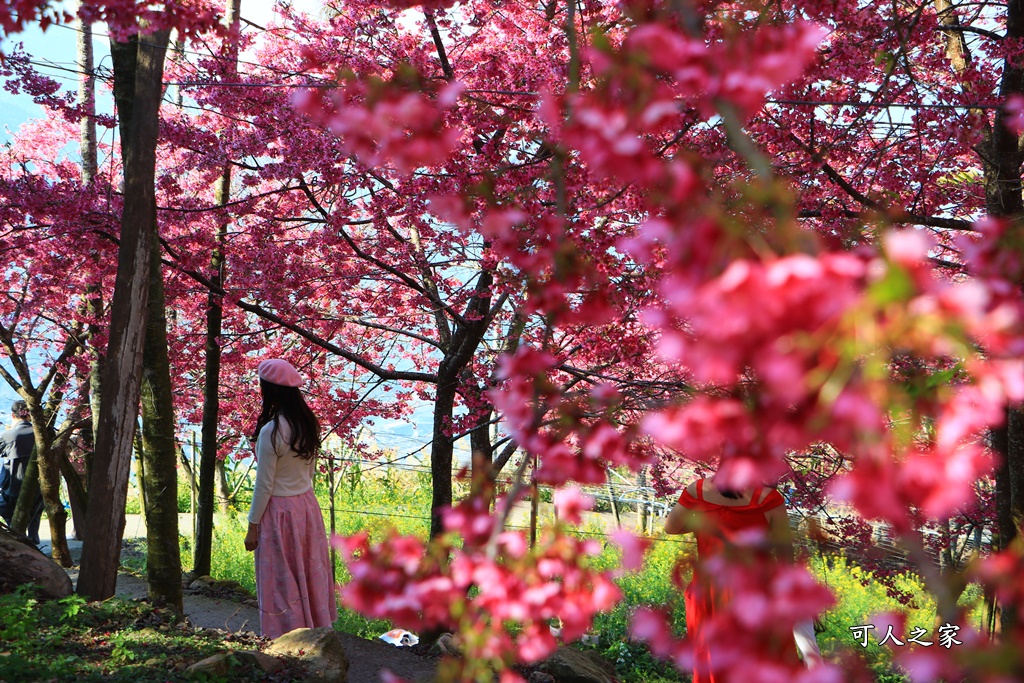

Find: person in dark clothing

[0,400,44,545]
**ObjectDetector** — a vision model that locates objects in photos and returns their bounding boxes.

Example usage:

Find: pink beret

[258,359,304,387]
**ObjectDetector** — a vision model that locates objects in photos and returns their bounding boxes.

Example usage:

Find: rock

[191,576,216,590]
[181,571,198,587]
[430,633,462,657]
[185,653,232,678]
[0,526,72,599]
[538,647,616,683]
[235,650,286,675]
[265,627,349,683]
[529,672,557,683]
[211,579,242,591]
[185,650,285,678]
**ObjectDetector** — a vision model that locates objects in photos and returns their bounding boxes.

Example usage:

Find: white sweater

[247,418,316,524]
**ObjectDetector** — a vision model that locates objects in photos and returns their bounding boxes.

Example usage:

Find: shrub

[812,554,934,680]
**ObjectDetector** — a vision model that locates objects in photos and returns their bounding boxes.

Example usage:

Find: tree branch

[424,10,455,80]
[797,209,976,232]
[297,175,469,326]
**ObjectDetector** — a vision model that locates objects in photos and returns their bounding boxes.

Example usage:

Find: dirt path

[41,518,437,683]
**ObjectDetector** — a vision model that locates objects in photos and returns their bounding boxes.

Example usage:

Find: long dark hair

[252,379,320,459]
[718,487,744,500]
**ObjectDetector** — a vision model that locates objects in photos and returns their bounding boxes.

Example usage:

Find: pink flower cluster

[76,0,222,41]
[543,89,699,202]
[639,252,874,488]
[378,0,458,9]
[0,0,65,35]
[293,80,464,174]
[489,346,645,486]
[638,228,1024,523]
[624,20,826,118]
[335,492,621,669]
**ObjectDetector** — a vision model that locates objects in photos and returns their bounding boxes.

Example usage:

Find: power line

[49,20,332,85]
[166,80,334,88]
[154,79,1012,113]
[20,24,1010,114]
[314,501,694,546]
[766,98,1002,111]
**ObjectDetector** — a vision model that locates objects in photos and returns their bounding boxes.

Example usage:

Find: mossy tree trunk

[994,406,1024,636]
[77,27,171,601]
[140,236,184,613]
[215,458,231,513]
[0,362,82,566]
[79,13,100,542]
[9,444,41,538]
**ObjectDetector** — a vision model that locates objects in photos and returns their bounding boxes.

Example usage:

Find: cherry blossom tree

[279,0,1024,680]
[6,0,1024,680]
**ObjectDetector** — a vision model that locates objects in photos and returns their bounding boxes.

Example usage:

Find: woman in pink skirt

[244,358,337,639]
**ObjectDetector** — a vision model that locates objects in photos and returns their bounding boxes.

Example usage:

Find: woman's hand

[244,523,259,552]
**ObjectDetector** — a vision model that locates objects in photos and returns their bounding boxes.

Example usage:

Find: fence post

[606,473,621,529]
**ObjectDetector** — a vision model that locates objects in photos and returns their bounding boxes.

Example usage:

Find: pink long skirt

[254,489,338,639]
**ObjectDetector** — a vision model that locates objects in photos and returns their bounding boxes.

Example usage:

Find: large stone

[184,653,232,678]
[185,650,286,678]
[235,650,286,675]
[265,627,349,683]
[207,579,242,592]
[538,647,616,683]
[430,633,462,657]
[0,526,72,599]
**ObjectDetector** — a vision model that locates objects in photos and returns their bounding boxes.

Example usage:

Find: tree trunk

[194,0,240,577]
[997,406,1024,635]
[33,400,71,565]
[140,237,184,612]
[61,457,87,542]
[179,444,196,493]
[427,266,495,538]
[636,466,650,535]
[429,376,458,538]
[10,444,41,538]
[470,404,494,508]
[36,461,70,565]
[0,360,80,561]
[77,16,97,184]
[981,0,1024,638]
[215,458,231,513]
[1006,407,1024,541]
[133,427,147,523]
[77,27,171,602]
[194,191,227,575]
[80,14,100,508]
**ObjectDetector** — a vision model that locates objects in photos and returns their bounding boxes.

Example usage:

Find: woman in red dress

[664,478,818,682]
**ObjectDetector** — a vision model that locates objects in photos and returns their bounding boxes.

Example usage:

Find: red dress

[678,479,796,683]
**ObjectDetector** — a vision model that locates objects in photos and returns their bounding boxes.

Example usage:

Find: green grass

[812,554,934,671]
[0,585,291,682]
